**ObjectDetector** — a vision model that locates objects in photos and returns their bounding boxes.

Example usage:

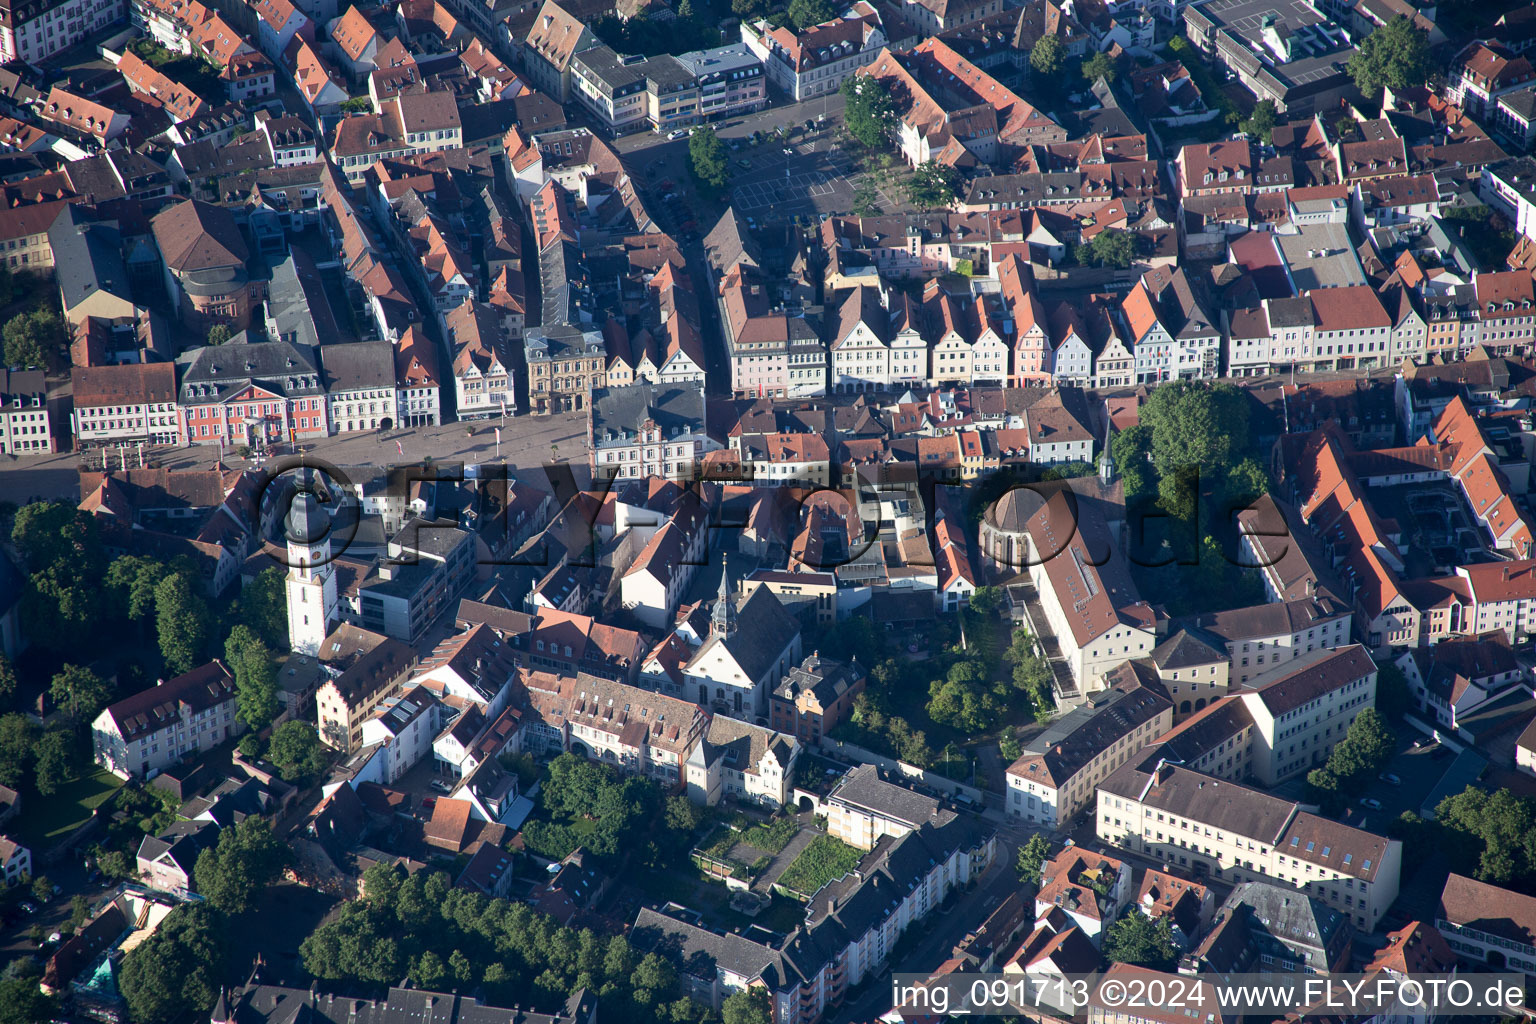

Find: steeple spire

[712,554,736,638]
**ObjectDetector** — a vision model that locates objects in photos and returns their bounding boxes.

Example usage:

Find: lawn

[776,835,862,897]
[16,767,123,848]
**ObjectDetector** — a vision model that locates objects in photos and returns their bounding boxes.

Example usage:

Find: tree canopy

[787,0,833,29]
[119,903,226,1023]
[2,308,64,373]
[687,127,729,193]
[231,567,288,650]
[1241,100,1278,143]
[33,729,76,796]
[49,664,110,725]
[1030,35,1064,77]
[226,625,279,731]
[155,571,212,676]
[266,720,329,782]
[193,817,289,914]
[905,161,961,211]
[1015,834,1052,886]
[302,864,706,1021]
[1103,913,1179,970]
[1078,228,1136,269]
[841,75,897,148]
[722,988,773,1024]
[1435,786,1536,887]
[1347,16,1432,98]
[1082,51,1117,83]
[1139,381,1251,483]
[523,753,695,867]
[1306,708,1394,809]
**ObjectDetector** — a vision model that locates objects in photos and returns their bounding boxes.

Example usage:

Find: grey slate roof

[631,906,786,984]
[178,338,324,405]
[827,762,942,827]
[224,984,596,1023]
[689,585,799,686]
[590,382,707,445]
[774,652,863,706]
[47,204,130,311]
[321,341,396,394]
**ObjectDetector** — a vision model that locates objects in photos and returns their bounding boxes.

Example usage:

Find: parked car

[19,901,36,914]
[1379,773,1401,785]
[429,779,453,794]
[667,129,689,140]
[1359,797,1383,810]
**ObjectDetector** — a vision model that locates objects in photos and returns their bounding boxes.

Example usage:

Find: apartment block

[1097,761,1402,930]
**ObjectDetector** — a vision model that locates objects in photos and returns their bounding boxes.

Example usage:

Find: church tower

[711,554,736,639]
[285,471,337,656]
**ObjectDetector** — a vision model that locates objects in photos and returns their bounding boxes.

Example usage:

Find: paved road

[0,413,592,500]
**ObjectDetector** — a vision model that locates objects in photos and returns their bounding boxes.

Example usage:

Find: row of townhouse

[727,257,1220,398]
[122,324,437,448]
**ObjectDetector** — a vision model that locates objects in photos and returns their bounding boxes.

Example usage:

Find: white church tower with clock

[285,472,338,656]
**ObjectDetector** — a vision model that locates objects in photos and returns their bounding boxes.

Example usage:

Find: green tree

[12,501,100,573]
[786,0,832,29]
[105,555,171,625]
[632,952,677,1009]
[1241,99,1278,143]
[1435,786,1536,886]
[206,323,232,346]
[33,729,75,796]
[722,987,773,1024]
[840,75,897,148]
[1110,424,1154,499]
[1307,708,1395,808]
[1030,35,1064,77]
[1347,16,1431,98]
[0,974,57,1024]
[731,0,767,17]
[156,571,212,675]
[340,96,372,113]
[1079,228,1137,268]
[232,567,288,650]
[905,161,960,210]
[193,817,289,914]
[687,126,730,193]
[0,652,15,708]
[1103,913,1178,970]
[1015,834,1052,886]
[1082,51,1117,83]
[13,502,105,649]
[225,625,279,731]
[266,720,328,782]
[2,309,63,372]
[0,713,35,786]
[1139,381,1251,483]
[49,665,110,725]
[118,903,226,1023]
